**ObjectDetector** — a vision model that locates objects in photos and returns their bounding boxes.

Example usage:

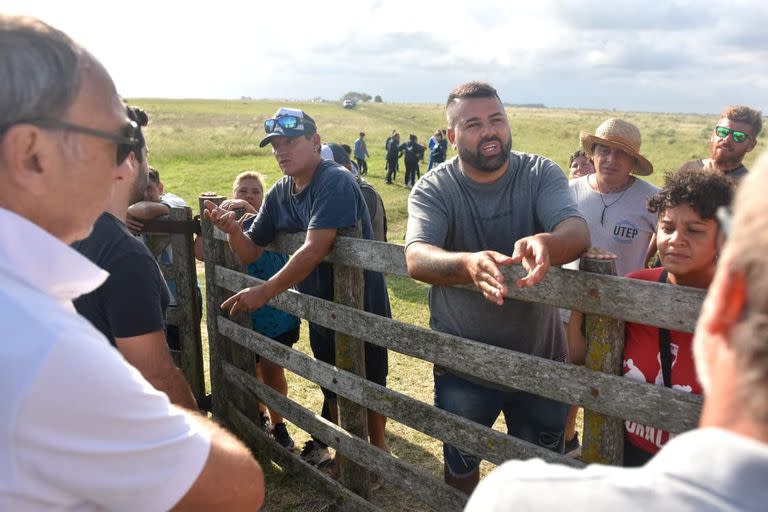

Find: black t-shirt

[399,141,424,164]
[386,139,401,159]
[73,213,170,346]
[724,164,748,182]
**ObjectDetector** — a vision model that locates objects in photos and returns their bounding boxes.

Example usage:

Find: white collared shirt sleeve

[12,320,211,511]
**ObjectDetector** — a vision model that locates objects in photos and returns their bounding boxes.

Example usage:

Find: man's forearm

[259,237,331,300]
[405,242,474,286]
[227,228,263,265]
[127,201,171,220]
[541,217,590,265]
[116,332,200,411]
[172,407,265,511]
[154,367,199,410]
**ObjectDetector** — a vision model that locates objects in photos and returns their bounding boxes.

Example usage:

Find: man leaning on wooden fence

[204,107,392,468]
[405,81,590,495]
[0,14,263,510]
[466,152,768,511]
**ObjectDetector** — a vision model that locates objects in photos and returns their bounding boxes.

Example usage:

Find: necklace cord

[594,175,631,226]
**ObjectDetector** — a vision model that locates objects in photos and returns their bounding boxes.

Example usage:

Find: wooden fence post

[169,206,206,405]
[333,224,370,499]
[222,208,261,420]
[580,257,625,465]
[199,194,231,421]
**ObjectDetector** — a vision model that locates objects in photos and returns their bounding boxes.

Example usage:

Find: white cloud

[4,0,767,113]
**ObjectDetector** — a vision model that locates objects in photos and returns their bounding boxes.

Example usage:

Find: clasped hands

[468,235,551,305]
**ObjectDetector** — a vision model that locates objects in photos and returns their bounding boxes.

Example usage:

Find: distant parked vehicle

[342,99,356,109]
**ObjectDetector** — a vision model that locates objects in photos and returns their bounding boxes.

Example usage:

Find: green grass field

[137,99,762,510]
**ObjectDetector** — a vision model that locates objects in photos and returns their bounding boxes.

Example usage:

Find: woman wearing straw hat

[561,118,659,457]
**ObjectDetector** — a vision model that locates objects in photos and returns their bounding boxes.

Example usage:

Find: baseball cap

[259,107,317,148]
[321,142,357,175]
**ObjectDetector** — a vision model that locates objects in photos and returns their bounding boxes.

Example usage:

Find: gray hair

[0,15,83,128]
[725,151,768,424]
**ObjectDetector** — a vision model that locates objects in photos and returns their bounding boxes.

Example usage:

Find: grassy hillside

[140,98,762,244]
[134,99,761,510]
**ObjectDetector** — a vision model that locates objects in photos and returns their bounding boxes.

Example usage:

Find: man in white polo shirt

[0,15,263,510]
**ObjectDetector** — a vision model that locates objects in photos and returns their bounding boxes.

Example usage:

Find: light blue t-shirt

[242,216,300,338]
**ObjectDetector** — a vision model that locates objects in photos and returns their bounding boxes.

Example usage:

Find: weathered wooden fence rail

[199,195,704,510]
[216,267,702,434]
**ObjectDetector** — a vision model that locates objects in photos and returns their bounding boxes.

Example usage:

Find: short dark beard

[457,134,512,173]
[129,163,149,205]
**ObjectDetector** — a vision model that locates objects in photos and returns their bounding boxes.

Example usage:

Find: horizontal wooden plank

[226,402,379,512]
[215,268,702,433]
[224,362,467,511]
[219,230,703,331]
[264,232,703,332]
[220,318,581,473]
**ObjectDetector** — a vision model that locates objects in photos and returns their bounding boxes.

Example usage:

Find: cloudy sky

[7,0,768,114]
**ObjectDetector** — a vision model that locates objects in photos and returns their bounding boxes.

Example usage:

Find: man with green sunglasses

[681,105,762,182]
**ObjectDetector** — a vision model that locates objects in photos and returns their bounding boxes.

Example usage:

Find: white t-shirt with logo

[566,175,658,277]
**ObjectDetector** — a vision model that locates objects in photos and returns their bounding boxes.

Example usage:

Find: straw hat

[580,119,653,176]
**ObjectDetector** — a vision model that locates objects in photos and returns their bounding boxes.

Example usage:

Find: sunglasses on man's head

[714,125,751,143]
[0,118,141,165]
[264,115,314,134]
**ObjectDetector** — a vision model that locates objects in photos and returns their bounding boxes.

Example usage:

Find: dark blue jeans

[434,366,567,477]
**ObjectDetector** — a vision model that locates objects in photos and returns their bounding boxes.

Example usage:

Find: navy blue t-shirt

[73,213,170,346]
[246,160,390,317]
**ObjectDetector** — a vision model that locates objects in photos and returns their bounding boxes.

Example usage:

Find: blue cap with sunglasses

[259,107,317,147]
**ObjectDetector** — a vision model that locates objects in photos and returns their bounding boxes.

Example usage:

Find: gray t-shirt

[566,176,658,277]
[681,159,749,182]
[466,428,768,512]
[405,152,583,371]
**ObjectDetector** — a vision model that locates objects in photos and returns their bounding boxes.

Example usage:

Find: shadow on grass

[259,460,336,512]
[386,429,443,478]
[258,424,445,511]
[368,427,446,511]
[387,274,429,304]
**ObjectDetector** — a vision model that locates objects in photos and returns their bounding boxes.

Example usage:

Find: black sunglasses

[714,125,751,144]
[264,115,314,134]
[1,118,141,165]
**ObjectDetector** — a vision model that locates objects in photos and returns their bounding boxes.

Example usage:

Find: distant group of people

[3,13,768,512]
[382,129,448,186]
